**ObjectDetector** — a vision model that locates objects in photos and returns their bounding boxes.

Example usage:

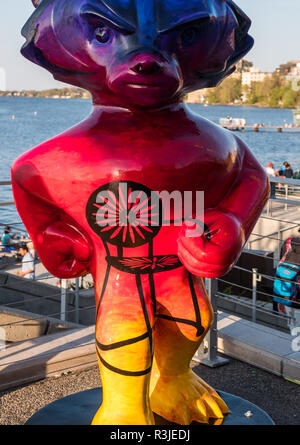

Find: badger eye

[180,26,198,47]
[95,27,112,44]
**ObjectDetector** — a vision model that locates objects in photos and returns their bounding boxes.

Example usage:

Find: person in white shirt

[17,244,35,280]
[26,241,36,260]
[265,162,275,176]
[265,162,276,197]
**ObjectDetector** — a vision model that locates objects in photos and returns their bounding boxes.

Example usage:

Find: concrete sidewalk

[217,312,300,383]
[0,325,96,391]
[0,312,299,392]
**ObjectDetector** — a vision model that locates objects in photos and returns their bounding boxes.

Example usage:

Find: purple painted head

[22,0,253,108]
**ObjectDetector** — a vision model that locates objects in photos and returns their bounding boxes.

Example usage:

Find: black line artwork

[87,180,206,376]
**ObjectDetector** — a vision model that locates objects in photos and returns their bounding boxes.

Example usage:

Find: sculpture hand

[177,209,245,278]
[36,221,90,278]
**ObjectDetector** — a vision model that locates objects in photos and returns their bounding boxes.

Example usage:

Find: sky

[0,0,300,90]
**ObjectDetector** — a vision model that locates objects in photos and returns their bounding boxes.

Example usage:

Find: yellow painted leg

[92,271,155,425]
[92,354,154,425]
[150,276,229,425]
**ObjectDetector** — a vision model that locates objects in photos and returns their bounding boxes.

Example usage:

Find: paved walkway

[216,312,300,383]
[0,311,299,393]
[0,357,299,425]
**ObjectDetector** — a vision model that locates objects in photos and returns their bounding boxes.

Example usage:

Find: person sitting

[1,227,15,253]
[265,162,275,176]
[26,241,36,260]
[17,244,35,280]
[281,163,294,179]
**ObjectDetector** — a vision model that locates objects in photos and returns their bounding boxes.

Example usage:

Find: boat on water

[219,117,246,130]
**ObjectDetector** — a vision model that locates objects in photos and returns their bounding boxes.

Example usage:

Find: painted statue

[12,0,269,425]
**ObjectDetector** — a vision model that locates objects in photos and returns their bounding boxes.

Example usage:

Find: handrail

[0,202,16,207]
[249,223,299,243]
[0,181,12,186]
[267,176,300,214]
[269,176,300,186]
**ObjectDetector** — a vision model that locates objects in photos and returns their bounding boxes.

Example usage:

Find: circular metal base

[25,388,274,425]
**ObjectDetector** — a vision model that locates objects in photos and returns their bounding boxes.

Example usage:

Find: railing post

[252,268,258,323]
[252,268,262,323]
[277,229,282,266]
[61,279,67,322]
[194,278,229,367]
[75,278,80,324]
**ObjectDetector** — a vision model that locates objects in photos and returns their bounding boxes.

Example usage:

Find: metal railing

[267,176,300,215]
[0,180,87,324]
[196,177,300,367]
[0,251,83,324]
[0,178,299,372]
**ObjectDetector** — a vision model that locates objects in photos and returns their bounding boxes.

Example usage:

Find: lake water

[0,96,299,225]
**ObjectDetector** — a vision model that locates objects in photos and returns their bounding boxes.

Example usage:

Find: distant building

[242,67,272,86]
[231,58,253,80]
[184,58,300,104]
[0,68,6,91]
[285,62,300,83]
[276,60,300,76]
[235,58,253,74]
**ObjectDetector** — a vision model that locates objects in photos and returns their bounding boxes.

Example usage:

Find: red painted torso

[12,104,246,323]
[13,104,241,258]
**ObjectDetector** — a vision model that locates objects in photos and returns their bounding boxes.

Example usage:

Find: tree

[205,73,300,108]
[206,78,242,105]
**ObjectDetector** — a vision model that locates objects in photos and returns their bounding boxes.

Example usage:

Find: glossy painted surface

[21,0,254,108]
[12,0,269,425]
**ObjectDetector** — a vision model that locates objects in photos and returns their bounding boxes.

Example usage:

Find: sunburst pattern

[87,181,162,247]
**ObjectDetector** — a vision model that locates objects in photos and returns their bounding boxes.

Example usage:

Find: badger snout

[130,54,163,75]
[107,51,183,108]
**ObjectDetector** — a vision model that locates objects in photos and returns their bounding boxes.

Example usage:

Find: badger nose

[131,55,163,75]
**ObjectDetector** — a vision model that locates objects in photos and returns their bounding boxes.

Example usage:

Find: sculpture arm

[178,139,270,278]
[217,138,270,240]
[11,164,90,279]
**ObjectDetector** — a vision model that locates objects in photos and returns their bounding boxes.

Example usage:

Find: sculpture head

[22,0,253,108]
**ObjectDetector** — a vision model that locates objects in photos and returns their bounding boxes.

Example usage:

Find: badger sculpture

[12,0,269,425]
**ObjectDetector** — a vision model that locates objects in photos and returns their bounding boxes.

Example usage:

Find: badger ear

[31,0,41,7]
[209,1,254,86]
